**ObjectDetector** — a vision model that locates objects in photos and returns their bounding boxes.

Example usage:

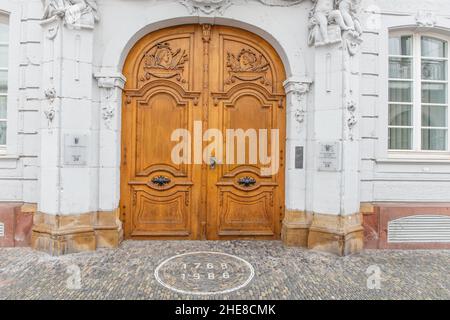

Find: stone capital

[283,76,313,95]
[94,73,127,90]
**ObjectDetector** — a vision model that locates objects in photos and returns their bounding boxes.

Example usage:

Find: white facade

[1,0,450,252]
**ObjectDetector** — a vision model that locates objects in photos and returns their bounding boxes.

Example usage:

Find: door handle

[209,157,218,169]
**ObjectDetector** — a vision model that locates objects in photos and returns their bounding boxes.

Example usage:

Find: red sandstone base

[0,203,35,248]
[362,203,450,250]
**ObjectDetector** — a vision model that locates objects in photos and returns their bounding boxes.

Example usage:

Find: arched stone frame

[94,13,313,233]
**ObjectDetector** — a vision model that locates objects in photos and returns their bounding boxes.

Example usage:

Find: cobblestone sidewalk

[0,241,449,300]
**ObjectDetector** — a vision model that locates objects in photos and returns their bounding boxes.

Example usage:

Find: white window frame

[0,13,9,152]
[388,31,450,159]
[0,4,19,157]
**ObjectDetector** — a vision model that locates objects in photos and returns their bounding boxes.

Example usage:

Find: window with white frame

[0,15,8,148]
[388,33,449,152]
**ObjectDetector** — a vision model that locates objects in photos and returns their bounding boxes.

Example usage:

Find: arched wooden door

[121,25,286,240]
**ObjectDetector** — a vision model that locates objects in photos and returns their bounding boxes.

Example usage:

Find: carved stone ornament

[41,0,100,27]
[95,73,126,130]
[101,104,115,129]
[141,42,189,84]
[179,0,232,15]
[284,78,312,131]
[416,11,437,28]
[346,100,357,141]
[179,0,306,15]
[44,88,57,125]
[226,48,271,86]
[308,0,363,53]
[292,83,311,125]
[44,87,57,103]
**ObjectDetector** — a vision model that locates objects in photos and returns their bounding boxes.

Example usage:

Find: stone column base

[282,211,364,256]
[281,210,312,247]
[31,210,123,256]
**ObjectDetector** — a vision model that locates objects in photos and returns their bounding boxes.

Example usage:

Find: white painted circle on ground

[154,251,255,295]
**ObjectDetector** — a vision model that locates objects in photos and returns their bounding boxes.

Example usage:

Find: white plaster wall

[0,0,42,204]
[1,0,450,210]
[360,0,450,203]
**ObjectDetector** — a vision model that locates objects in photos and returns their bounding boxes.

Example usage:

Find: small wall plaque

[64,134,88,166]
[318,142,340,172]
[0,222,4,237]
[295,146,304,169]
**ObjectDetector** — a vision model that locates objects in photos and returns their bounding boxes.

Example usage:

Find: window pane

[0,70,7,94]
[0,23,8,43]
[422,129,448,151]
[0,96,6,119]
[422,82,447,104]
[422,37,448,58]
[422,59,447,81]
[389,35,413,56]
[422,105,448,127]
[0,121,6,145]
[389,128,413,150]
[390,57,412,79]
[389,104,412,126]
[389,81,412,102]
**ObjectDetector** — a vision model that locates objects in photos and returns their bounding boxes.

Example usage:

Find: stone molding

[31,210,123,256]
[416,10,437,28]
[95,73,127,90]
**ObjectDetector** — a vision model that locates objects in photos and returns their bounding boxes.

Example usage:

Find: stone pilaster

[281,77,312,247]
[33,5,122,255]
[307,31,364,256]
[94,73,126,214]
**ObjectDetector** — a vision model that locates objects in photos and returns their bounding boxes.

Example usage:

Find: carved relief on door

[121,25,286,240]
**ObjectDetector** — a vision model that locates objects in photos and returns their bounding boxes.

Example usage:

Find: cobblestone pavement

[0,241,449,300]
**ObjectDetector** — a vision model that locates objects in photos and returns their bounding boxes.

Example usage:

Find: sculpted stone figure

[42,0,99,26]
[42,0,66,19]
[337,0,362,36]
[309,0,362,47]
[309,0,349,45]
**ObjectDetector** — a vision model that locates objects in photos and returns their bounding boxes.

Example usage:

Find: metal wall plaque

[0,222,4,237]
[318,142,340,172]
[64,134,88,166]
[295,146,304,169]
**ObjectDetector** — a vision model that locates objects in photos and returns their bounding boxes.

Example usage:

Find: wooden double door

[121,25,286,240]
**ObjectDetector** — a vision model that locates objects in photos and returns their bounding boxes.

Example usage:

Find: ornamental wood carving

[141,42,189,83]
[226,48,271,86]
[121,25,286,241]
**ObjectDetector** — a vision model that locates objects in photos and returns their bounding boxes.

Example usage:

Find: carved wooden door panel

[121,25,203,239]
[206,26,286,240]
[121,25,285,240]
